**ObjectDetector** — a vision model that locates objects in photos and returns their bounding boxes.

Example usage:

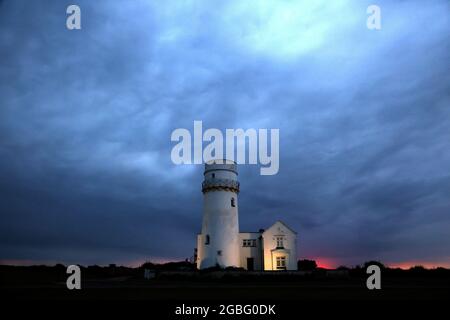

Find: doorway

[246,257,254,271]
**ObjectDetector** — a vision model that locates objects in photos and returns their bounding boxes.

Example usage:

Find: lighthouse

[196,159,240,269]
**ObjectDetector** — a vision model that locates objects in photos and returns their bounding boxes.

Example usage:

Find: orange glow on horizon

[2,258,449,270]
[308,258,450,270]
[313,257,338,269]
[387,261,450,270]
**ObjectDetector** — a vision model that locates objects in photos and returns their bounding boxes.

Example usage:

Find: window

[205,234,210,245]
[243,239,256,247]
[212,173,215,179]
[276,256,286,270]
[276,236,284,248]
[217,250,222,256]
[231,197,235,207]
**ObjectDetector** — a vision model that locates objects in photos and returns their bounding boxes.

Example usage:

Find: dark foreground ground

[2,265,449,318]
[3,279,450,301]
[2,265,450,301]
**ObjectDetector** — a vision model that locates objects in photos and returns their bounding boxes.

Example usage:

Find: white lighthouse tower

[196,159,240,269]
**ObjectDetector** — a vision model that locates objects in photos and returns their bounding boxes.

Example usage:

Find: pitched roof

[263,220,297,235]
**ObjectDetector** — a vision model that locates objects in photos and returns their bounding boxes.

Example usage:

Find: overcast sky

[1,0,449,268]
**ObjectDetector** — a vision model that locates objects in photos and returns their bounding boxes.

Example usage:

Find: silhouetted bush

[225,266,245,271]
[363,261,385,269]
[199,265,223,273]
[297,259,317,271]
[337,265,350,270]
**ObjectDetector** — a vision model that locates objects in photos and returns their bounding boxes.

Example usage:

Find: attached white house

[238,220,297,271]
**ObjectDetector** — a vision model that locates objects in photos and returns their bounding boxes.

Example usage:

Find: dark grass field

[2,265,450,301]
[2,266,449,318]
[3,280,450,301]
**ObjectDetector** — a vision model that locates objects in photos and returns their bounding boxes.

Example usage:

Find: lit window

[276,256,286,270]
[231,197,235,207]
[205,235,210,245]
[276,236,284,248]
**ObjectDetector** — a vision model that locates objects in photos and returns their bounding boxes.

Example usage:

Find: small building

[239,221,297,271]
[196,160,297,271]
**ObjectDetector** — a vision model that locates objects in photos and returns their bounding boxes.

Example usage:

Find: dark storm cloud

[0,0,449,267]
